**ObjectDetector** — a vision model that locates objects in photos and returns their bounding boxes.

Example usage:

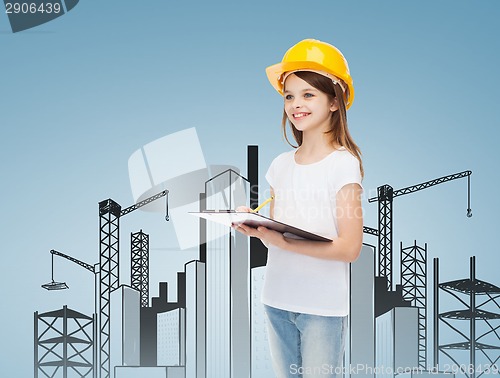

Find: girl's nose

[292,98,302,108]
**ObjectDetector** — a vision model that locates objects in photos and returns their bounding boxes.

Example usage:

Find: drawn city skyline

[34,132,500,378]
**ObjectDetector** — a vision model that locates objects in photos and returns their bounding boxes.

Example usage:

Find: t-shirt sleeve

[332,154,363,194]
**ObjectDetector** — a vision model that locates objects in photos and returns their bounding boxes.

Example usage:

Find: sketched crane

[365,170,472,291]
[98,190,169,378]
[41,249,99,378]
[42,249,97,290]
[44,190,169,378]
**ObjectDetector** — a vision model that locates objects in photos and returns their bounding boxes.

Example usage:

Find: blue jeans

[264,304,347,378]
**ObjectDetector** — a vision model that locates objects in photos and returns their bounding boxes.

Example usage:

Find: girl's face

[283,73,338,134]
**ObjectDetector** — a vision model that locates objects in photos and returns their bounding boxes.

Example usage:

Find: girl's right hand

[236,206,253,212]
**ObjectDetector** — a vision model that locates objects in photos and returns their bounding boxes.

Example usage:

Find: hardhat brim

[265,61,354,109]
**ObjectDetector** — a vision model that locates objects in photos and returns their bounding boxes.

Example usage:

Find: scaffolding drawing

[99,199,121,378]
[400,241,427,369]
[434,256,500,378]
[377,184,394,290]
[34,305,96,378]
[131,230,150,308]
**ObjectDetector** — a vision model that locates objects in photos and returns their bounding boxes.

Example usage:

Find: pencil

[251,196,274,213]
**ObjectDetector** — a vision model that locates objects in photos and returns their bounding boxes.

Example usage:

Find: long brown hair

[281,71,364,178]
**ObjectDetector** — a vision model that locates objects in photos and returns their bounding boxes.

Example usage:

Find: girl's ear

[330,97,339,112]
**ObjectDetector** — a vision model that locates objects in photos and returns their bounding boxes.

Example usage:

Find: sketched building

[251,266,273,377]
[140,277,186,367]
[376,307,419,378]
[115,280,186,378]
[205,169,251,378]
[110,285,141,371]
[157,308,186,366]
[350,244,376,378]
[185,260,206,378]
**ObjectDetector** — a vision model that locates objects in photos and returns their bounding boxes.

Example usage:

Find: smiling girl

[234,39,364,377]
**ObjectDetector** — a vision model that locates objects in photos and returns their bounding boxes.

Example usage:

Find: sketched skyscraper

[185,260,206,378]
[205,169,250,378]
[349,244,376,378]
[110,285,141,370]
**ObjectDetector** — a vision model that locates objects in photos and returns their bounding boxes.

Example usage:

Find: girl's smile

[292,112,311,120]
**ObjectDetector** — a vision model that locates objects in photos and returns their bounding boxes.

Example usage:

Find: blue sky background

[1,1,500,376]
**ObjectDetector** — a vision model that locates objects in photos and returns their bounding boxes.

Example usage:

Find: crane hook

[165,191,170,221]
[466,176,472,218]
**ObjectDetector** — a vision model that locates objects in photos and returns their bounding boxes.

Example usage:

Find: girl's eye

[304,93,314,98]
[285,94,293,100]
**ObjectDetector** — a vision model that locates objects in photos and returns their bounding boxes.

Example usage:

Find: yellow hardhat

[266,39,355,109]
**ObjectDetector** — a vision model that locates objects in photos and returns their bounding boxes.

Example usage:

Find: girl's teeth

[295,113,308,118]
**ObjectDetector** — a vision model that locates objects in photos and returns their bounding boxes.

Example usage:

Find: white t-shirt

[263,147,363,316]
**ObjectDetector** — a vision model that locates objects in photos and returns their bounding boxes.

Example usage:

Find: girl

[235,39,363,377]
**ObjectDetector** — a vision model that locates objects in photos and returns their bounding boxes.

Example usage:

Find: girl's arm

[234,184,363,263]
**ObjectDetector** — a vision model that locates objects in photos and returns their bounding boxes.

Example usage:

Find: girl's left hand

[232,223,285,248]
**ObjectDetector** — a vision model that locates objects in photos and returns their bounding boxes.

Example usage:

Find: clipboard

[189,211,332,242]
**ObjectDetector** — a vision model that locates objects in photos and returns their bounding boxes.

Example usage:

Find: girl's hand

[232,223,285,248]
[236,206,253,212]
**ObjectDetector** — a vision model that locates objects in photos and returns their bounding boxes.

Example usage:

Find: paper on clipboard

[189,211,332,242]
